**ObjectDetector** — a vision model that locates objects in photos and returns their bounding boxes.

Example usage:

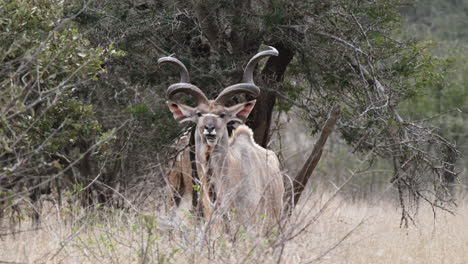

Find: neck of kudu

[195,130,230,178]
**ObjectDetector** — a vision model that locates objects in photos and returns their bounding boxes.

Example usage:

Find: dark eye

[219,113,225,118]
[197,112,202,117]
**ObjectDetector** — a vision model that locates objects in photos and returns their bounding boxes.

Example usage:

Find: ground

[1,192,467,263]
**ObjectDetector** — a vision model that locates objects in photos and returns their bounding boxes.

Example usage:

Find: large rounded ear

[167,101,197,123]
[226,100,256,123]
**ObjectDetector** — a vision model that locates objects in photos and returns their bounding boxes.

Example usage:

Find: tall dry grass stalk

[1,190,467,264]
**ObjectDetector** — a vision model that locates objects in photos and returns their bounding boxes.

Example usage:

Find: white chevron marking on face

[203,113,218,117]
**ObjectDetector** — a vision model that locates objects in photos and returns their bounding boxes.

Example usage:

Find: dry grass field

[1,191,467,264]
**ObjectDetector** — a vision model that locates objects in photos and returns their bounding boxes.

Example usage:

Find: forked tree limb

[284,105,340,215]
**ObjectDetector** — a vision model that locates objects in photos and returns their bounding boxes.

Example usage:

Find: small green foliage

[29,97,102,153]
[71,183,84,195]
[139,213,158,230]
[128,104,151,119]
[264,6,286,30]
[276,80,305,112]
[271,227,279,236]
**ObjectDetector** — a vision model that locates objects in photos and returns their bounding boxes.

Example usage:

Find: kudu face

[167,100,256,147]
[159,47,278,148]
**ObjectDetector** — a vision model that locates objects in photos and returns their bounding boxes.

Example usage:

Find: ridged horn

[157,57,190,83]
[215,46,279,105]
[158,56,209,104]
[242,46,279,83]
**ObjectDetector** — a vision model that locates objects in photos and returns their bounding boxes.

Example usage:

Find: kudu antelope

[160,47,284,231]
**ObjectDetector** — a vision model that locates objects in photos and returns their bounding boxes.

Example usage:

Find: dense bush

[0,0,111,221]
[1,0,465,226]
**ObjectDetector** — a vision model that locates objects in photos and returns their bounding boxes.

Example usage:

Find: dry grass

[1,192,467,264]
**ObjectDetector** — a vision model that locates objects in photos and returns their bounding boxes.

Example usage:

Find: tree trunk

[247,43,294,147]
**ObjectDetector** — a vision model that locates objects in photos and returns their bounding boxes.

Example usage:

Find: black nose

[204,124,215,132]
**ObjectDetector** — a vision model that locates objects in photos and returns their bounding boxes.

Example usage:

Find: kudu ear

[167,101,197,123]
[226,100,256,123]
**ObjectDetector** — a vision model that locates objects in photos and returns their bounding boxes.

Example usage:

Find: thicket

[1,0,465,226]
